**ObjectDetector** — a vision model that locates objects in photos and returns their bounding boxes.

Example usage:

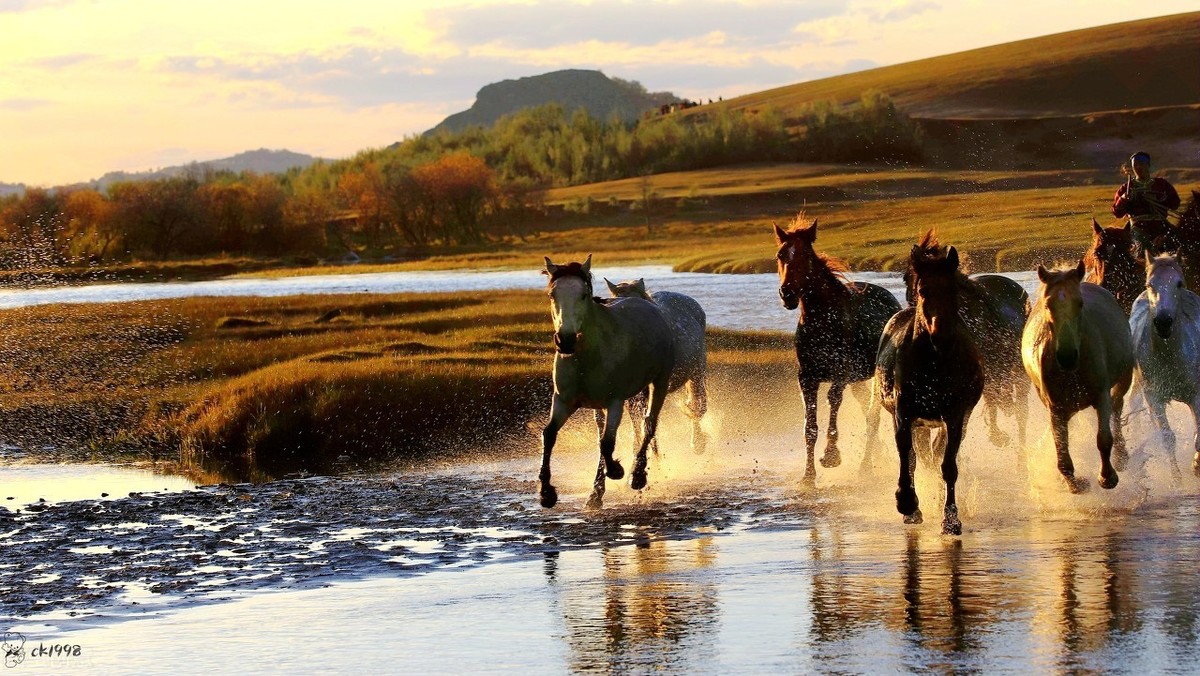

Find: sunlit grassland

[0,290,792,481]
[223,163,1200,280]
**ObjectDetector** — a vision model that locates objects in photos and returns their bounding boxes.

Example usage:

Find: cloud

[0,0,76,12]
[0,98,53,111]
[872,0,940,22]
[439,0,849,49]
[27,53,96,69]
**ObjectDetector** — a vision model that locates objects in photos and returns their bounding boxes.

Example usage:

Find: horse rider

[1113,151,1181,254]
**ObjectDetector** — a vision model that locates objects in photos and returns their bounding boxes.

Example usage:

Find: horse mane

[546,261,592,285]
[780,210,852,287]
[1149,253,1185,278]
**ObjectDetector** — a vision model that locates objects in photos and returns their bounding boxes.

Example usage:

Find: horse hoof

[630,471,648,491]
[1099,470,1119,490]
[896,487,919,516]
[585,494,603,510]
[819,451,842,468]
[1064,475,1090,494]
[904,509,924,525]
[942,506,962,535]
[539,483,559,509]
[605,459,624,481]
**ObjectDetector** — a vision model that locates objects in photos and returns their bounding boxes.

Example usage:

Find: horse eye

[1178,281,1185,289]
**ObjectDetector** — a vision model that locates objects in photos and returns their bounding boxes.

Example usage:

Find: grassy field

[226,163,1200,278]
[0,290,792,482]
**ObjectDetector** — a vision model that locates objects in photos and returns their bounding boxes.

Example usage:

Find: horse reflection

[544,538,719,672]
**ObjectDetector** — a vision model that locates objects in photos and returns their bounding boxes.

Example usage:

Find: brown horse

[1172,191,1200,293]
[774,215,902,484]
[877,235,984,535]
[1022,261,1134,493]
[903,233,1030,449]
[1083,218,1143,315]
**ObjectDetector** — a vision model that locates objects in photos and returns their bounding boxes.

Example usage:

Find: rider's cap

[1130,151,1151,164]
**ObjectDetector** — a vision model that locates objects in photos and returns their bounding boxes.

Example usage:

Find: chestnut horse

[877,236,984,535]
[1022,261,1134,493]
[903,234,1030,449]
[1130,253,1200,479]
[774,216,903,484]
[1084,218,1143,315]
[1172,191,1200,293]
[540,255,675,509]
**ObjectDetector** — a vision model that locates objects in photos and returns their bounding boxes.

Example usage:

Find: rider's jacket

[1113,177,1181,224]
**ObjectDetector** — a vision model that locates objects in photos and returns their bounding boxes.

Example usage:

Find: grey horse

[540,255,676,509]
[605,277,709,455]
[1130,253,1200,479]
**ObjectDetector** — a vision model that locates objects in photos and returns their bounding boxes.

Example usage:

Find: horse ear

[1074,259,1086,280]
[1145,250,1154,266]
[634,279,646,294]
[1091,218,1103,236]
[581,254,592,275]
[809,219,819,240]
[544,256,557,276]
[946,246,959,270]
[1037,264,1050,283]
[604,278,618,295]
[773,222,787,244]
[1123,221,1131,233]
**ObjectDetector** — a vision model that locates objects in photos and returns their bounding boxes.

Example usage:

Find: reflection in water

[545,537,719,672]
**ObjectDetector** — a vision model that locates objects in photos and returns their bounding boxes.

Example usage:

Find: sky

[0,0,1194,187]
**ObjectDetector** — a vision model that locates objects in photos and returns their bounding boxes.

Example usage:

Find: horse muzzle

[1154,315,1175,339]
[1055,347,1079,372]
[553,331,581,354]
[779,287,799,310]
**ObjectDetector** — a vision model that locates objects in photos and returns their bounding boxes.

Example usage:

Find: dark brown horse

[877,234,984,535]
[903,235,1029,449]
[774,215,902,484]
[1083,218,1143,315]
[1172,191,1200,293]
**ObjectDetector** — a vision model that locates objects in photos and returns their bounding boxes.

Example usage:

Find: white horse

[605,277,708,455]
[1130,253,1200,479]
[540,255,676,509]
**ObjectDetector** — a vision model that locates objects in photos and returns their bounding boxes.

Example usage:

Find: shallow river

[3,268,1199,673]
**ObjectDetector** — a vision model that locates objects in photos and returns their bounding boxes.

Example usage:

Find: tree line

[0,90,922,266]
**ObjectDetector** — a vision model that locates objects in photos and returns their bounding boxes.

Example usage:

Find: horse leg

[895,416,922,524]
[985,381,1010,448]
[820,382,845,468]
[1190,396,1200,478]
[540,397,576,508]
[800,377,820,486]
[628,390,647,454]
[1147,393,1180,481]
[686,374,708,455]
[941,417,967,535]
[1110,391,1129,472]
[860,380,883,475]
[631,379,668,491]
[588,402,626,509]
[1096,395,1119,490]
[1052,408,1088,493]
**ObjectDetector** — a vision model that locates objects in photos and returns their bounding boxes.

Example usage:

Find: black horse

[878,233,984,535]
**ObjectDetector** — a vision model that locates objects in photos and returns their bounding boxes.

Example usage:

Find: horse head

[544,254,593,354]
[605,277,651,300]
[909,232,960,341]
[773,217,820,310]
[1037,260,1086,370]
[1087,218,1136,270]
[1145,252,1186,339]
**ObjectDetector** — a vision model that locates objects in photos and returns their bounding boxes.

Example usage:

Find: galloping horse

[1022,261,1134,493]
[540,255,676,509]
[1172,191,1200,293]
[605,277,708,455]
[1130,253,1200,479]
[877,235,983,535]
[903,234,1030,448]
[774,216,902,483]
[1084,218,1143,315]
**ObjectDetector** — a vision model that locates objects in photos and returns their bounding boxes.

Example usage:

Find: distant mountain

[426,69,679,135]
[80,149,323,192]
[0,182,24,198]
